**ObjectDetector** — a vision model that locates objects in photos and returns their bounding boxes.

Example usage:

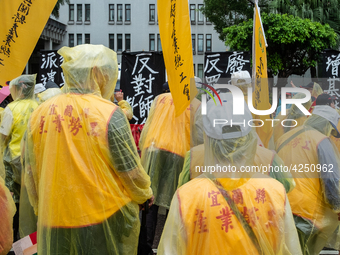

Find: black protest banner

[322,49,340,102]
[120,51,165,125]
[120,51,165,153]
[38,50,64,87]
[322,49,340,109]
[204,51,251,85]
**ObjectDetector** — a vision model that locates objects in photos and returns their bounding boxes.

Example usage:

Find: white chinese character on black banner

[226,52,250,74]
[129,53,159,124]
[41,52,58,69]
[325,53,340,105]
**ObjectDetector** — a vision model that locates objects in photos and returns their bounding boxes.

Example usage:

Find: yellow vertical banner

[0,0,58,86]
[252,2,272,147]
[158,0,197,116]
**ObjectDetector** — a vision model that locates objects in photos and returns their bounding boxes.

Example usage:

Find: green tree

[200,0,270,40]
[224,13,338,87]
[52,0,70,19]
[270,0,340,34]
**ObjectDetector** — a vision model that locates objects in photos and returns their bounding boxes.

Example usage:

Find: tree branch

[246,0,255,6]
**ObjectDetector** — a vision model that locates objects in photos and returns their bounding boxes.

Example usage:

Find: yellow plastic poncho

[309,82,324,113]
[0,108,4,179]
[140,93,190,208]
[276,111,340,255]
[118,100,133,120]
[190,98,202,148]
[36,87,62,104]
[0,107,4,123]
[0,75,38,204]
[0,176,16,255]
[159,105,301,254]
[331,108,340,154]
[23,44,153,255]
[109,94,133,121]
[273,93,312,146]
[311,82,324,99]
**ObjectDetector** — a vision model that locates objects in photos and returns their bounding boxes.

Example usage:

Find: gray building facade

[51,0,226,80]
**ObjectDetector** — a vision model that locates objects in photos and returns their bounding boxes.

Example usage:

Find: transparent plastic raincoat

[309,82,324,113]
[117,100,133,120]
[178,144,295,194]
[0,176,16,255]
[330,108,340,153]
[0,108,4,123]
[23,44,153,255]
[311,83,324,99]
[139,93,190,208]
[276,108,340,255]
[190,98,202,148]
[36,88,62,104]
[159,95,301,254]
[109,94,134,121]
[0,75,38,203]
[273,93,312,146]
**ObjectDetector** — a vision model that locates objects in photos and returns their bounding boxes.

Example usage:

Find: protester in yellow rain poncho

[20,80,62,238]
[276,105,340,255]
[158,92,301,255]
[0,75,38,241]
[0,177,16,255]
[23,44,153,255]
[273,93,312,146]
[139,91,190,247]
[180,93,295,193]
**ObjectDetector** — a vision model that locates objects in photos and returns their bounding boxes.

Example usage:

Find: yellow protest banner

[252,2,273,147]
[0,0,58,86]
[158,0,198,116]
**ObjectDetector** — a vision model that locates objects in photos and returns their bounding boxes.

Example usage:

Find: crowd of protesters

[1,44,340,255]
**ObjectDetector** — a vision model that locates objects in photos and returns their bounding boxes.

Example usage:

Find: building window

[149,4,155,22]
[149,34,155,51]
[198,64,204,80]
[190,4,195,23]
[77,4,82,22]
[117,4,123,22]
[206,34,212,52]
[117,34,123,51]
[69,34,74,47]
[157,34,162,51]
[125,4,131,21]
[193,64,196,76]
[77,34,82,45]
[109,34,114,50]
[85,34,90,44]
[125,34,131,51]
[109,4,114,21]
[198,4,204,23]
[69,4,74,21]
[85,4,90,21]
[198,34,203,53]
[192,34,196,54]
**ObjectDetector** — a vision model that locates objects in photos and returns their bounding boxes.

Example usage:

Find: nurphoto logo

[199,83,312,128]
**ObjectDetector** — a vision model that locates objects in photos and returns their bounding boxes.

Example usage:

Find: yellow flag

[158,0,198,116]
[252,3,272,147]
[0,0,58,86]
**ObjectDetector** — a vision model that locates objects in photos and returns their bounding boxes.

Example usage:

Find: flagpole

[254,2,268,47]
